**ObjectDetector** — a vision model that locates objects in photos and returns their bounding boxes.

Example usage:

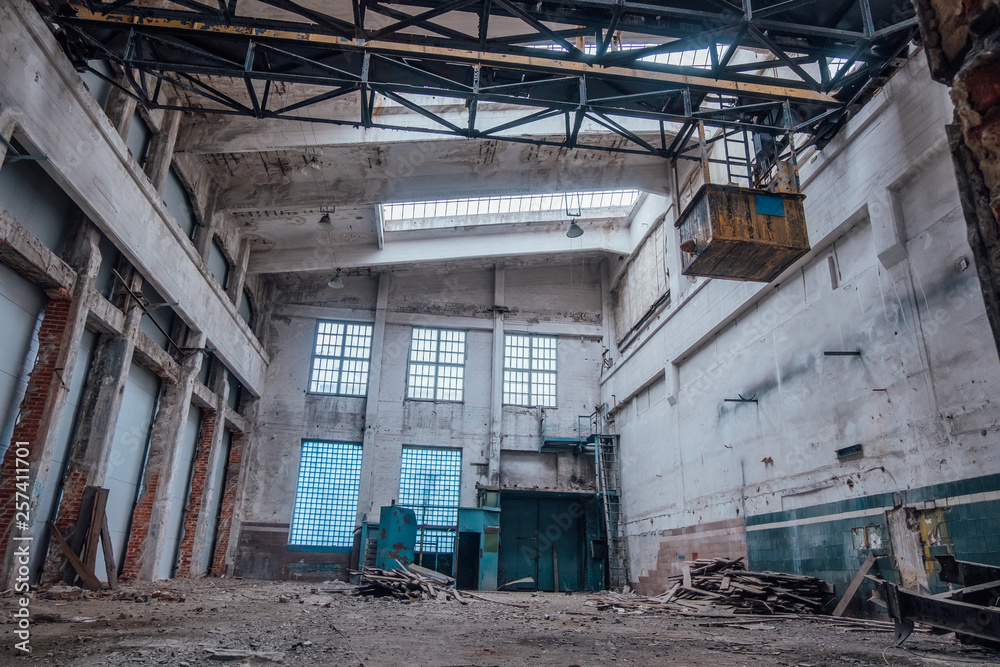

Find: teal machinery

[455,507,500,591]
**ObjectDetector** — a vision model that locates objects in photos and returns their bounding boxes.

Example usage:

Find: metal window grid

[503,334,557,407]
[382,189,640,222]
[288,441,363,549]
[407,328,467,402]
[398,447,462,554]
[309,320,373,395]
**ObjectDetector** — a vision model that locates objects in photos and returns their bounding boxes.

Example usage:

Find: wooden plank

[682,563,692,589]
[832,553,876,617]
[100,512,118,591]
[47,521,102,591]
[82,487,109,571]
[553,543,559,594]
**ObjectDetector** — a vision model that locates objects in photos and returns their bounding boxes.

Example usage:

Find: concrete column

[192,192,221,260]
[210,431,244,575]
[40,271,144,581]
[121,331,204,580]
[664,161,685,407]
[487,267,505,486]
[357,273,390,520]
[143,110,182,194]
[599,258,620,371]
[0,219,99,586]
[175,408,218,577]
[666,160,686,301]
[104,72,138,138]
[226,237,252,305]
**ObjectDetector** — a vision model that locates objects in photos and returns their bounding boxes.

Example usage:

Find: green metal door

[538,498,584,592]
[498,497,538,589]
[498,495,585,592]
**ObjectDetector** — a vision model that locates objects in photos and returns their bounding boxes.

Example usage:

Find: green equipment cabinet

[455,507,500,590]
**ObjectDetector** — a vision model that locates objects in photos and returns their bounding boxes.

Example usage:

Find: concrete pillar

[40,270,144,582]
[104,71,138,138]
[210,432,244,575]
[487,267,505,486]
[120,331,204,580]
[143,110,182,194]
[0,219,99,586]
[600,258,619,371]
[667,160,686,301]
[174,408,218,577]
[226,236,252,305]
[357,273,390,520]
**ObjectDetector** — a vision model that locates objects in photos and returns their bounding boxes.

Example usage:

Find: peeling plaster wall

[239,264,604,579]
[603,55,1000,607]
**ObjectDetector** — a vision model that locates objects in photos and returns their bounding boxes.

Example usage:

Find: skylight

[530,43,717,70]
[382,189,641,225]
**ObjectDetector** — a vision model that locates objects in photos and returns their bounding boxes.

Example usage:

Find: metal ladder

[596,433,628,589]
[723,128,753,187]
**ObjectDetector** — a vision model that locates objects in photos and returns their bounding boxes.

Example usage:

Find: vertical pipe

[698,120,711,185]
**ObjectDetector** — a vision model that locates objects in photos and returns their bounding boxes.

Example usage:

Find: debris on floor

[592,557,832,615]
[351,566,465,603]
[4,578,996,666]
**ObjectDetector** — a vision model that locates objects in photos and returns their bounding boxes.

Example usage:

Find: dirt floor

[1,579,997,666]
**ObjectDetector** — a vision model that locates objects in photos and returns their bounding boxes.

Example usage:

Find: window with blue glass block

[398,447,461,554]
[288,441,362,549]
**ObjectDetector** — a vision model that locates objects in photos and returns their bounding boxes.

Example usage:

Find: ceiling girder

[45,1,916,159]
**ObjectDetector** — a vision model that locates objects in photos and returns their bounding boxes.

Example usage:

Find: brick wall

[39,464,90,583]
[631,517,747,595]
[174,410,215,577]
[0,298,72,562]
[119,469,159,580]
[210,433,242,575]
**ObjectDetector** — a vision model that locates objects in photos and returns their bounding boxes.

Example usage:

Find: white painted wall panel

[0,263,45,456]
[97,363,160,578]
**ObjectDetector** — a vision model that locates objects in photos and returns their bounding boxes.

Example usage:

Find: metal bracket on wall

[0,135,48,163]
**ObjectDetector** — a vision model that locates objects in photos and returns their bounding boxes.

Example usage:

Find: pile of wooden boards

[594,557,833,616]
[349,565,464,603]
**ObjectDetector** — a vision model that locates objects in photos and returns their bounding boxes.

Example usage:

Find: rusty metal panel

[676,183,810,282]
[375,506,417,569]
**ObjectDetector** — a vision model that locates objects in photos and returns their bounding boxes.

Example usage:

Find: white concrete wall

[244,263,605,536]
[601,54,1000,584]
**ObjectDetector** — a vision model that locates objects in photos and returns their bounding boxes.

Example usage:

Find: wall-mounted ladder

[596,433,628,589]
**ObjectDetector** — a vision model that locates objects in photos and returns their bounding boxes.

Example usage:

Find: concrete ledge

[133,332,179,384]
[0,204,75,293]
[87,293,125,335]
[191,379,216,409]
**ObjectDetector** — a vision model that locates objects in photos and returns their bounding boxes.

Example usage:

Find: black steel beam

[40,0,916,160]
[881,580,1000,647]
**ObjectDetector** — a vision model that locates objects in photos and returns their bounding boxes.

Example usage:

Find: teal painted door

[539,498,583,592]
[498,496,584,592]
[499,497,539,589]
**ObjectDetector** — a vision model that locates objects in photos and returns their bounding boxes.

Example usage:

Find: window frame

[405,327,468,403]
[397,445,462,555]
[307,319,375,397]
[503,333,558,408]
[238,287,255,328]
[287,439,363,552]
[208,236,232,289]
